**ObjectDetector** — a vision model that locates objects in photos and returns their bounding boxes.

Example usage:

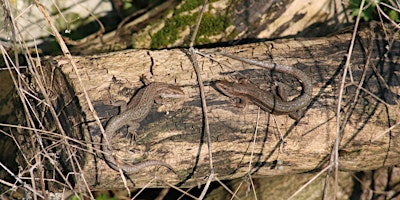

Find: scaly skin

[215,53,312,119]
[103,82,184,173]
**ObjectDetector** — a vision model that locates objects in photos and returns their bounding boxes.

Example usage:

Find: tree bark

[21,29,400,190]
[70,0,347,54]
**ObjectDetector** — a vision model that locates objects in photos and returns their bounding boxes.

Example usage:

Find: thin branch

[332,1,366,199]
[188,0,214,199]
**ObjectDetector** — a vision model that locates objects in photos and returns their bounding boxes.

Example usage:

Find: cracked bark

[17,29,400,190]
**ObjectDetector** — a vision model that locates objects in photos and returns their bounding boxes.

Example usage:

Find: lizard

[103,79,184,174]
[214,53,312,120]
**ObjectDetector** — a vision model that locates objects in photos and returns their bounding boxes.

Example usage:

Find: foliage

[150,0,230,49]
[349,0,400,22]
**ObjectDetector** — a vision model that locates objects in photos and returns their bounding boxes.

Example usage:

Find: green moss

[150,13,198,49]
[150,5,231,49]
[175,0,219,14]
[388,9,400,22]
[195,13,230,43]
[175,0,204,14]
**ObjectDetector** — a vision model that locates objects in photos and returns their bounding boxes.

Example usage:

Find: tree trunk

[70,0,347,54]
[17,28,400,191]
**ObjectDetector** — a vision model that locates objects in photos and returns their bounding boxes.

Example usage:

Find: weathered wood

[70,0,347,54]
[31,29,400,190]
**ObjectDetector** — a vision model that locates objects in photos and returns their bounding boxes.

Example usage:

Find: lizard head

[159,85,185,99]
[215,80,237,98]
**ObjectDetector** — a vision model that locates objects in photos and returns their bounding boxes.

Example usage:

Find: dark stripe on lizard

[215,53,312,119]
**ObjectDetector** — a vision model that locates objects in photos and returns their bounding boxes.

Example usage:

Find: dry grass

[0,0,399,199]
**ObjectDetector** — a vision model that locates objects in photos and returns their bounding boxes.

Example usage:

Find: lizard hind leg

[275,81,290,102]
[126,121,141,143]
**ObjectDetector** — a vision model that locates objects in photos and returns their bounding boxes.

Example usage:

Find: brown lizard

[215,53,312,120]
[103,80,184,174]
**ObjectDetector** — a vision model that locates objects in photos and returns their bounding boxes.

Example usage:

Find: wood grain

[34,30,400,190]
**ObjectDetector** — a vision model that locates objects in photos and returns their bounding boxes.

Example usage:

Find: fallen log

[14,29,400,191]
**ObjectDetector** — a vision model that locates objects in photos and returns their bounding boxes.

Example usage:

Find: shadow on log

[12,28,400,191]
